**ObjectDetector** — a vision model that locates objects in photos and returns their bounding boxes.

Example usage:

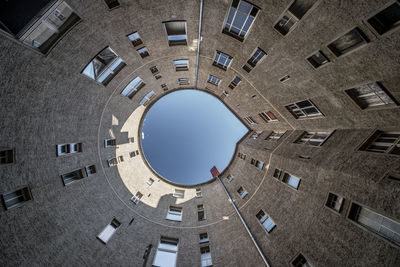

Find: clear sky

[140,89,248,185]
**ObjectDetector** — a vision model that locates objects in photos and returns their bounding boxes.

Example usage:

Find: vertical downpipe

[194,0,204,89]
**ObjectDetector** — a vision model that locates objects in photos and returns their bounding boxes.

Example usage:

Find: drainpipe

[194,0,204,89]
[217,176,271,267]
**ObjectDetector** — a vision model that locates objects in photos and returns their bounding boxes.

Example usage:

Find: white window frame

[166,206,183,221]
[153,237,179,267]
[266,131,285,141]
[259,110,278,122]
[213,51,232,70]
[173,59,189,71]
[56,143,82,156]
[282,172,301,190]
[237,186,248,199]
[121,76,145,99]
[244,116,257,125]
[345,82,398,109]
[286,99,323,118]
[196,188,202,198]
[256,210,276,233]
[163,21,187,46]
[130,191,143,204]
[147,178,154,186]
[200,245,213,267]
[173,189,185,198]
[97,218,121,244]
[207,75,221,86]
[295,131,331,146]
[139,91,156,106]
[360,131,400,155]
[127,31,142,47]
[1,186,32,210]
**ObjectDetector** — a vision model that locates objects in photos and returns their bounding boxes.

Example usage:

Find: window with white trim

[178,78,190,85]
[307,50,330,69]
[256,210,276,233]
[56,143,82,156]
[198,204,205,221]
[213,51,232,70]
[137,46,149,58]
[127,31,142,47]
[166,206,183,221]
[128,137,134,143]
[367,1,400,35]
[174,59,189,71]
[173,189,185,198]
[282,172,301,189]
[200,246,213,267]
[0,149,14,164]
[96,218,121,244]
[199,233,209,243]
[1,186,32,210]
[325,192,344,213]
[107,156,123,167]
[327,27,369,57]
[153,237,179,267]
[82,47,125,85]
[359,131,400,155]
[243,47,266,72]
[285,99,323,118]
[196,188,202,198]
[348,203,400,246]
[104,139,116,147]
[61,165,96,186]
[228,76,241,89]
[207,75,221,86]
[244,116,257,125]
[147,178,154,186]
[222,0,260,41]
[266,131,285,141]
[237,186,248,199]
[345,82,398,109]
[163,21,187,46]
[130,191,143,204]
[259,110,278,123]
[139,91,156,106]
[121,76,145,99]
[294,131,331,146]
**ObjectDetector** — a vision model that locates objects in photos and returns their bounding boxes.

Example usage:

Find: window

[174,59,189,71]
[121,76,145,99]
[285,99,323,118]
[0,149,14,164]
[295,131,331,146]
[147,178,154,186]
[325,193,344,213]
[222,0,260,41]
[107,156,123,167]
[251,158,264,170]
[292,253,311,267]
[227,174,234,182]
[345,82,398,109]
[196,188,202,198]
[367,1,400,35]
[82,47,125,85]
[273,168,282,179]
[173,189,185,198]
[161,84,169,91]
[129,151,136,158]
[274,0,317,36]
[242,64,252,73]
[85,165,96,176]
[199,233,209,243]
[131,191,143,204]
[150,66,162,80]
[153,237,179,267]
[137,46,149,58]
[61,168,86,186]
[213,51,233,70]
[238,152,246,160]
[200,246,213,267]
[0,1,80,54]
[282,172,301,189]
[256,210,276,233]
[259,110,278,123]
[127,31,142,47]
[104,139,116,147]
[163,21,187,46]
[1,186,32,210]
[327,27,369,57]
[104,0,120,9]
[97,218,121,244]
[207,75,221,86]
[178,78,190,85]
[246,47,267,70]
[139,91,156,106]
[128,137,134,143]
[280,75,291,83]
[266,131,285,141]
[348,203,400,246]
[229,76,241,89]
[250,132,260,139]
[244,116,257,125]
[307,50,330,69]
[237,186,248,199]
[56,143,82,156]
[198,205,205,221]
[359,131,400,155]
[166,206,183,221]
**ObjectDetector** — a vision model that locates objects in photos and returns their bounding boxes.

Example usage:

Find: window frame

[306,50,331,70]
[325,192,345,214]
[56,143,82,156]
[178,78,190,85]
[266,131,286,141]
[285,99,324,119]
[166,206,183,221]
[0,149,15,165]
[126,31,142,47]
[213,50,233,70]
[121,76,146,99]
[153,237,179,267]
[294,131,333,146]
[327,27,370,58]
[365,1,400,37]
[1,185,33,210]
[358,130,400,156]
[281,172,301,190]
[173,59,189,71]
[173,189,185,198]
[237,186,248,199]
[207,75,221,86]
[259,110,278,123]
[163,20,188,46]
[256,209,276,233]
[96,218,121,244]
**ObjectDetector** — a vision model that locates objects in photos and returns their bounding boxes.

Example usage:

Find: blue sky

[140,89,248,185]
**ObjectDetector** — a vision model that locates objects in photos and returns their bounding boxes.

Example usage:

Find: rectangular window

[166,206,183,221]
[280,74,291,83]
[273,168,282,179]
[251,159,264,170]
[127,31,142,47]
[82,47,125,85]
[213,51,232,70]
[107,156,123,167]
[1,186,32,210]
[147,178,154,186]
[327,27,369,57]
[367,1,400,35]
[163,21,187,46]
[325,192,344,213]
[178,78,190,85]
[150,66,158,74]
[153,237,179,267]
[129,151,136,158]
[237,186,248,199]
[0,1,81,54]
[0,149,14,164]
[196,188,202,198]
[285,99,323,118]
[174,59,189,71]
[238,153,246,160]
[56,143,82,156]
[104,0,120,9]
[291,253,311,267]
[282,172,301,189]
[242,64,252,73]
[229,76,241,89]
[348,203,400,246]
[121,76,145,99]
[222,0,260,41]
[61,168,86,186]
[256,210,276,233]
[85,165,96,176]
[266,131,285,141]
[295,131,331,146]
[97,218,121,244]
[161,84,169,91]
[386,173,400,182]
[345,82,398,109]
[131,191,143,204]
[128,137,134,143]
[200,246,213,267]
[137,46,149,58]
[199,233,209,243]
[198,204,205,221]
[359,131,400,155]
[139,91,156,106]
[250,132,260,139]
[247,47,267,68]
[307,50,330,69]
[173,189,185,198]
[259,110,278,123]
[207,75,221,86]
[104,139,116,147]
[244,116,257,125]
[227,174,234,182]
